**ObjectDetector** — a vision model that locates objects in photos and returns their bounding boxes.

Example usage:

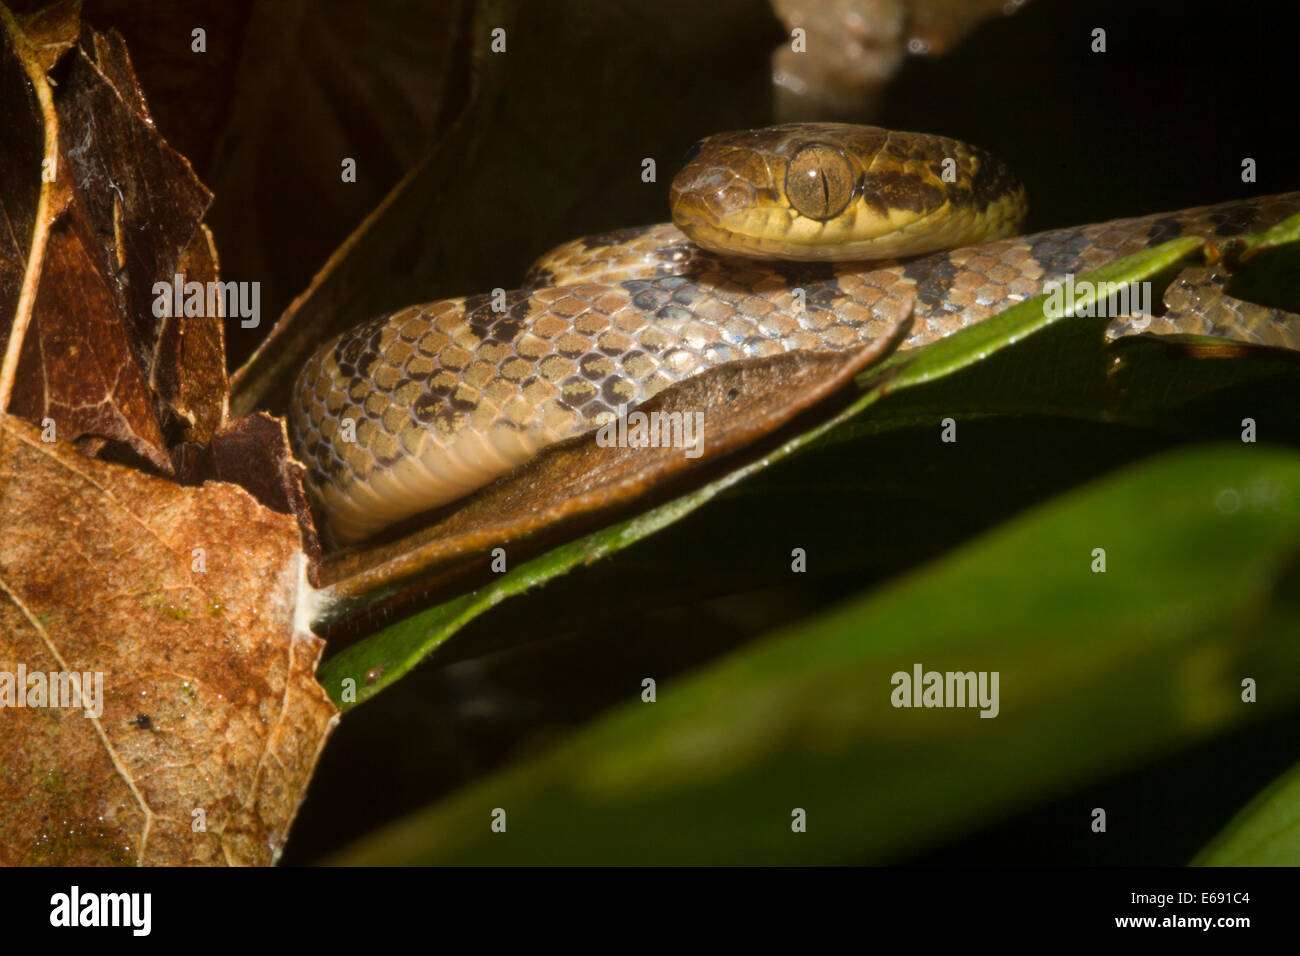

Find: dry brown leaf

[13,0,77,73]
[174,410,321,568]
[0,4,217,472]
[0,415,337,865]
[7,0,255,169]
[0,2,332,866]
[153,223,228,450]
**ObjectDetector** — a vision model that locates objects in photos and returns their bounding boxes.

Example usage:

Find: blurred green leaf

[329,443,1300,864]
[1194,756,1300,865]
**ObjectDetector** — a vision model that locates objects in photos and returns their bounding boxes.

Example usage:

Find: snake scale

[290,123,1300,544]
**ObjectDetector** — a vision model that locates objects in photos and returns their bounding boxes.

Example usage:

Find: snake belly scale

[290,123,1298,544]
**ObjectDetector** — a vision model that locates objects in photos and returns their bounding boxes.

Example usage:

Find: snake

[289,123,1300,545]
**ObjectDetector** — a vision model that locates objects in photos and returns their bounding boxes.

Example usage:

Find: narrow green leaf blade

[1194,757,1300,865]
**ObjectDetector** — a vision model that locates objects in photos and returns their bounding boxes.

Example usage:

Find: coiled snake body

[291,123,1300,544]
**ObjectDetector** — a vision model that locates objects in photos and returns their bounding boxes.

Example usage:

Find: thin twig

[0,5,61,413]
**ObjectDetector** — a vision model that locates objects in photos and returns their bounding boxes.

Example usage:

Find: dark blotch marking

[465,289,532,339]
[579,351,608,379]
[769,261,837,285]
[374,444,404,467]
[804,280,844,312]
[965,150,1022,211]
[412,392,462,435]
[507,296,534,322]
[488,317,525,344]
[859,169,941,217]
[337,330,368,367]
[403,362,435,383]
[523,265,556,288]
[1210,201,1260,237]
[656,304,693,323]
[135,714,152,730]
[623,275,704,315]
[621,275,681,294]
[356,347,385,381]
[333,316,391,382]
[1146,215,1185,246]
[903,254,961,312]
[335,314,387,364]
[602,375,632,406]
[1026,227,1091,278]
[631,287,670,311]
[413,392,444,424]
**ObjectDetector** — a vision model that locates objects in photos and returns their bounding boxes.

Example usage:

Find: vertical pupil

[787,147,849,219]
[803,164,829,214]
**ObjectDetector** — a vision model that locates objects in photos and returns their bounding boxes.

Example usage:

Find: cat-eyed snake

[290,123,1299,544]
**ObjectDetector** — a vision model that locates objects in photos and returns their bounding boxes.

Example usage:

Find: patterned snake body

[291,124,1299,544]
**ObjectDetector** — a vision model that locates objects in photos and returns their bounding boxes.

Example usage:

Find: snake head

[669,122,1026,261]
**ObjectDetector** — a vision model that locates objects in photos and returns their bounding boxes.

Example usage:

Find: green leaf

[328,444,1300,864]
[1194,756,1300,865]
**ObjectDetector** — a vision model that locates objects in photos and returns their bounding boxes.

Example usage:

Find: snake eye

[784,143,855,221]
